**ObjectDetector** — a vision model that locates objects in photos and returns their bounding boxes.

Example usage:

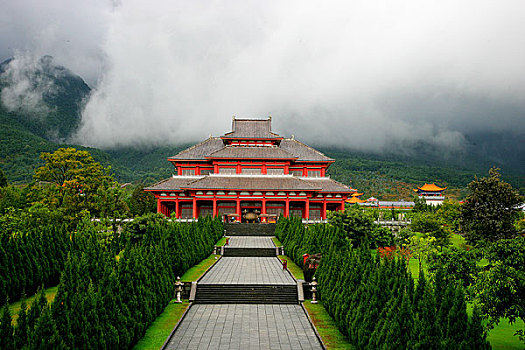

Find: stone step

[222,247,277,257]
[194,284,298,304]
[224,223,276,236]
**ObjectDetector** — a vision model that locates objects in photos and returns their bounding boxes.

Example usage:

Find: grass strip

[303,300,354,349]
[272,237,282,247]
[133,301,190,350]
[278,255,305,280]
[8,286,58,324]
[215,236,227,247]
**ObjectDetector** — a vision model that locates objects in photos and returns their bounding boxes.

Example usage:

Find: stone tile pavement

[165,304,323,350]
[199,257,295,285]
[227,236,276,248]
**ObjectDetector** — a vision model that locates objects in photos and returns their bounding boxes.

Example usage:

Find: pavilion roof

[168,137,224,160]
[144,176,203,191]
[206,146,297,160]
[301,178,354,193]
[279,139,333,162]
[414,183,447,192]
[222,118,281,139]
[346,197,366,204]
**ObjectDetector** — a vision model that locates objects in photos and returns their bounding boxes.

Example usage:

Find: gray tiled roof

[207,146,297,159]
[168,137,224,160]
[280,139,333,162]
[144,176,203,191]
[146,175,354,194]
[222,118,281,139]
[301,178,354,193]
[183,176,320,191]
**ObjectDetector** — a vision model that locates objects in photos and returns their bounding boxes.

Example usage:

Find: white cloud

[2,0,525,151]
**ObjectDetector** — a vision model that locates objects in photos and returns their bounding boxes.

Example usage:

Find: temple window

[181,168,195,176]
[308,170,321,177]
[241,168,262,175]
[267,168,284,175]
[290,170,303,176]
[219,168,236,175]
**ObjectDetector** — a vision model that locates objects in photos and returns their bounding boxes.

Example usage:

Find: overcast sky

[1,0,524,151]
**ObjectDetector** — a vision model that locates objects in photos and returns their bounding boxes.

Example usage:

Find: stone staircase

[224,223,276,236]
[194,284,298,304]
[222,247,277,257]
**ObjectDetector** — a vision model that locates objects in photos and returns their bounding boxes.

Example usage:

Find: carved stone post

[175,276,183,303]
[310,277,318,304]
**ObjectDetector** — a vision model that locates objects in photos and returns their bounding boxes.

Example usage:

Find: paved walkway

[199,257,295,285]
[165,304,322,350]
[227,236,276,248]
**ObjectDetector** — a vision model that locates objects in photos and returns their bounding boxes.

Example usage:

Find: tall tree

[460,167,522,245]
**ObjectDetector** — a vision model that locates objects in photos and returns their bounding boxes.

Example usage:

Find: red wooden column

[212,198,217,217]
[192,197,197,219]
[322,200,327,220]
[176,199,180,219]
[285,199,290,218]
[157,198,162,214]
[236,198,241,220]
[261,198,267,222]
[340,200,345,211]
[305,199,310,219]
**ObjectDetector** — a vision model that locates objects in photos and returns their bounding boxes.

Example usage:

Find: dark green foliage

[474,237,525,343]
[428,247,479,288]
[0,212,70,303]
[0,303,15,350]
[128,184,156,216]
[8,215,223,349]
[411,212,450,248]
[461,168,522,245]
[276,217,490,349]
[328,206,395,248]
[0,168,7,187]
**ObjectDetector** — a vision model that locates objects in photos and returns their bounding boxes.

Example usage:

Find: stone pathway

[165,304,322,350]
[227,236,276,248]
[199,257,295,285]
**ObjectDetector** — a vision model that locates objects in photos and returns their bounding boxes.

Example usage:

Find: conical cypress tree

[467,306,491,350]
[0,303,15,350]
[30,306,65,350]
[15,296,29,349]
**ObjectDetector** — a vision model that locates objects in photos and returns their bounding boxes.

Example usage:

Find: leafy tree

[408,234,438,273]
[31,147,116,220]
[328,206,394,248]
[128,184,156,216]
[474,237,525,343]
[461,167,522,245]
[411,212,450,249]
[428,247,479,289]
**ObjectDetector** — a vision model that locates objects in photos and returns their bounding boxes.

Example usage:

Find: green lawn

[303,300,353,349]
[272,237,283,247]
[8,286,58,324]
[180,254,220,282]
[278,255,304,280]
[133,301,190,350]
[215,236,227,247]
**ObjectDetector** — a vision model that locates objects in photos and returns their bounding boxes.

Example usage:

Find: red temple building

[413,183,447,206]
[145,117,355,222]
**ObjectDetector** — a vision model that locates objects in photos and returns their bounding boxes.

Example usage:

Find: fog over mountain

[1,1,524,162]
